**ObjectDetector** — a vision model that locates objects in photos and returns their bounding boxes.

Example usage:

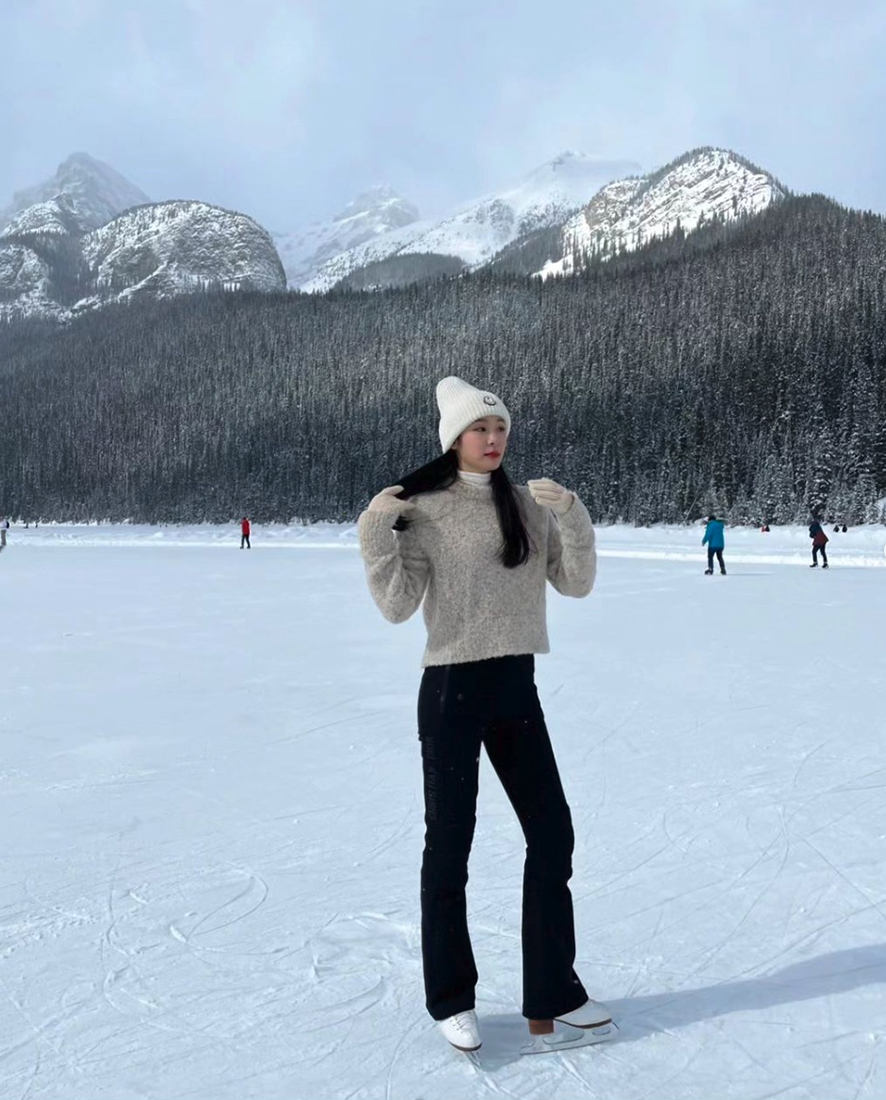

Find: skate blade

[554,1012,613,1029]
[447,1040,482,1054]
[519,1022,616,1055]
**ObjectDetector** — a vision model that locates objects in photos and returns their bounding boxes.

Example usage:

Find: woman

[702,515,726,575]
[808,517,829,568]
[357,376,613,1056]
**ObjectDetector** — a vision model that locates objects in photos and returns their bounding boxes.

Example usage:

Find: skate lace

[450,1011,476,1034]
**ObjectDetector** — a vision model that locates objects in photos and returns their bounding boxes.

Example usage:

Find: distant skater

[0,517,8,552]
[702,515,726,575]
[809,517,829,568]
[240,516,251,549]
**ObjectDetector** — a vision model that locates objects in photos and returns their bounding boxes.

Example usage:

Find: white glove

[367,485,414,516]
[527,477,574,515]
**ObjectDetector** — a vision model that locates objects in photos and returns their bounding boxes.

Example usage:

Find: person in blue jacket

[702,515,726,575]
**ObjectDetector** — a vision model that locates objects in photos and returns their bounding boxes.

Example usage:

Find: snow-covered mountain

[0,200,286,322]
[300,152,642,292]
[275,186,419,288]
[537,147,786,278]
[78,201,286,305]
[0,154,287,322]
[1,146,788,319]
[0,152,150,236]
[0,241,62,320]
[0,197,85,241]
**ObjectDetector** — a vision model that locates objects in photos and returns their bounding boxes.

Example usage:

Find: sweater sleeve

[546,494,597,597]
[357,510,430,623]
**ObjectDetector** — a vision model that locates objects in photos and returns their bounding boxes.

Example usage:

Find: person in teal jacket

[702,515,726,575]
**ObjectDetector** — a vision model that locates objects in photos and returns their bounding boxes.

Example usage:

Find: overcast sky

[3,0,885,231]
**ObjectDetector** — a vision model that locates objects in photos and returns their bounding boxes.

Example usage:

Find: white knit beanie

[436,376,511,453]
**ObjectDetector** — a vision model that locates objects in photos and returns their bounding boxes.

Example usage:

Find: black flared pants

[417,655,587,1021]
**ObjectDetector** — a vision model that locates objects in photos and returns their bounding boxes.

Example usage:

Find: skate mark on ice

[263,693,370,748]
[791,734,842,792]
[304,911,413,1036]
[684,811,792,980]
[356,797,419,867]
[168,868,269,952]
[798,837,886,931]
[0,971,62,1100]
[800,791,882,841]
[383,1013,427,1100]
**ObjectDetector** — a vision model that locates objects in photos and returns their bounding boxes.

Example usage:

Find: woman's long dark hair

[393,450,533,568]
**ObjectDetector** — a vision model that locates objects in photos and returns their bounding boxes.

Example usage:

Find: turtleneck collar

[457,469,492,487]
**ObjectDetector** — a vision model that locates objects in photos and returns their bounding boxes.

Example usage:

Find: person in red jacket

[240,516,251,549]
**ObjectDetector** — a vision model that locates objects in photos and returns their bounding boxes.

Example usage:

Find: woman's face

[453,417,509,473]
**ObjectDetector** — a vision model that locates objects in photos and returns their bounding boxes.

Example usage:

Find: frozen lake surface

[1,522,885,1099]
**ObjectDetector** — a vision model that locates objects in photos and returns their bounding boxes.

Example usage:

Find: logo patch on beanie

[482,395,497,406]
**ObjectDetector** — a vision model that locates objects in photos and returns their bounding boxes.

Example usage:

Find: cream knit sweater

[357,477,596,667]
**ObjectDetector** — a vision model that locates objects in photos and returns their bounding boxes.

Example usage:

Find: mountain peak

[549,150,592,168]
[521,151,642,187]
[0,152,150,235]
[334,186,419,223]
[299,153,644,291]
[60,151,106,170]
[538,145,787,279]
[275,186,421,286]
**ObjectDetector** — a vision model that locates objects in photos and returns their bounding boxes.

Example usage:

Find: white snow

[0,157,285,321]
[301,153,641,292]
[274,187,421,289]
[82,201,287,299]
[0,152,150,236]
[0,198,76,240]
[2,521,885,1099]
[542,148,784,278]
[0,243,66,323]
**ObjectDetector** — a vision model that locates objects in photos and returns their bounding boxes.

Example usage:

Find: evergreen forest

[1,194,884,526]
